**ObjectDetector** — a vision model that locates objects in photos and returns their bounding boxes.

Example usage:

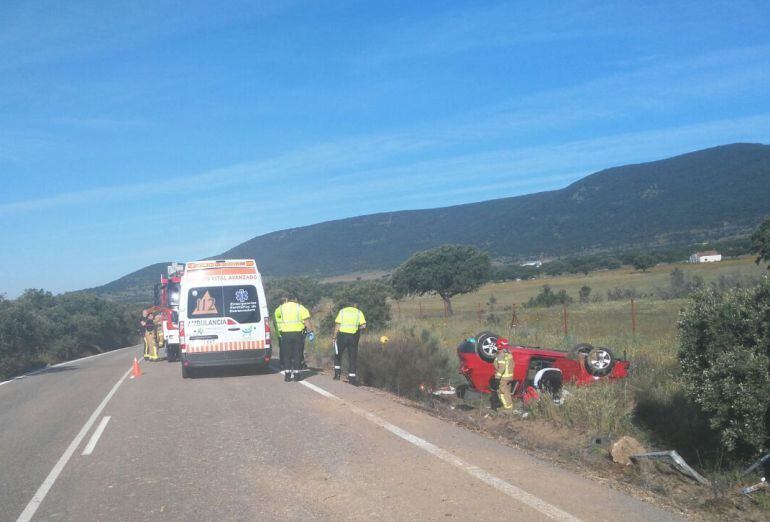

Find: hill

[87,143,770,302]
[221,143,770,272]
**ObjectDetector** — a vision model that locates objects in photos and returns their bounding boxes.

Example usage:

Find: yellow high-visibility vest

[335,307,366,334]
[275,302,310,332]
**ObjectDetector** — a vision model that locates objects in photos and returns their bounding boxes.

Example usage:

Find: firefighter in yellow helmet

[493,348,514,410]
[274,294,313,382]
[331,302,366,385]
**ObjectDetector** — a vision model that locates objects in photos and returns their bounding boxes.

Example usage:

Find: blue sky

[2,1,770,297]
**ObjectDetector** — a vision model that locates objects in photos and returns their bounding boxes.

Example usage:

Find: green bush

[678,277,770,458]
[357,329,452,399]
[321,280,391,332]
[264,277,324,311]
[526,285,572,308]
[0,289,138,379]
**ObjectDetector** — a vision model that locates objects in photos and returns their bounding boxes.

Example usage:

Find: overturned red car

[457,331,629,398]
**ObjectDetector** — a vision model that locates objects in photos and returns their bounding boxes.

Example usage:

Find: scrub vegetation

[383,257,768,454]
[307,252,769,517]
[0,290,138,379]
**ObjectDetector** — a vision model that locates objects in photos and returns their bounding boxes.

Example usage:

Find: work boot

[348,375,358,386]
[293,371,302,382]
[284,371,292,382]
[333,368,341,380]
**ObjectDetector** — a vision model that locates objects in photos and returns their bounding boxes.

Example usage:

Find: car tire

[584,347,616,377]
[569,343,594,359]
[475,331,499,363]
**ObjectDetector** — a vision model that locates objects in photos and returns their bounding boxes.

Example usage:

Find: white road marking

[16,367,132,522]
[0,345,137,387]
[81,416,111,456]
[300,380,581,522]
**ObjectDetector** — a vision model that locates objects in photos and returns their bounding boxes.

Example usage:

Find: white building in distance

[689,250,722,263]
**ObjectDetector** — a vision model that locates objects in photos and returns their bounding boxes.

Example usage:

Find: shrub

[606,287,642,301]
[526,285,573,308]
[357,329,452,399]
[678,277,770,458]
[265,277,324,311]
[0,290,137,379]
[657,269,705,299]
[579,285,591,304]
[321,280,391,332]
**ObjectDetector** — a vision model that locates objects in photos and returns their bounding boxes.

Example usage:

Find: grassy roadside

[306,257,769,519]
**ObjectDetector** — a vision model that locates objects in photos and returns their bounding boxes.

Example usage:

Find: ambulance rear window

[187,285,261,323]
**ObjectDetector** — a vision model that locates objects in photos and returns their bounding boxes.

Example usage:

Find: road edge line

[299,380,580,522]
[16,367,132,522]
[81,416,112,456]
[0,344,138,387]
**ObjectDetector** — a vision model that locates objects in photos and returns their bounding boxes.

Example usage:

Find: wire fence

[389,296,680,344]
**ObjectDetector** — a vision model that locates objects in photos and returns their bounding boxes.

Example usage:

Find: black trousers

[278,336,286,370]
[281,332,305,373]
[334,331,360,376]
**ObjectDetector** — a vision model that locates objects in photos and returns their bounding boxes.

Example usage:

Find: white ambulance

[178,259,271,378]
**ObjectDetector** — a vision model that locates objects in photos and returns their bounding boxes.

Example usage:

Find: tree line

[0,290,138,380]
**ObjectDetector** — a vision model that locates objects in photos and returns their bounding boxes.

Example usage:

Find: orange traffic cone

[130,357,142,379]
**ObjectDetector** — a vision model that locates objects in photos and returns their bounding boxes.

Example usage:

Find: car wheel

[569,343,594,359]
[584,347,616,376]
[475,331,499,363]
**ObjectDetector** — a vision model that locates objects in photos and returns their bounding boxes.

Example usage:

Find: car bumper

[181,348,271,368]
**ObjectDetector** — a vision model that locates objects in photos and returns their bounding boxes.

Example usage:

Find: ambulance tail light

[264,321,271,348]
[179,320,186,352]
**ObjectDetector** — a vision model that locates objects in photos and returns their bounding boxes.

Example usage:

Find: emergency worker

[274,295,313,382]
[140,310,151,359]
[331,303,366,385]
[272,308,285,371]
[493,349,514,410]
[153,312,164,359]
[140,310,157,361]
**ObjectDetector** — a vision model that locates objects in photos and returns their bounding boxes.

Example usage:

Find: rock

[611,436,646,466]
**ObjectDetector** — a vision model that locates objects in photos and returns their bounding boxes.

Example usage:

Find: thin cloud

[3,111,770,218]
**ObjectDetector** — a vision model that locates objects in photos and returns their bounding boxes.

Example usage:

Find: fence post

[562,302,568,337]
[508,303,518,338]
[477,303,483,325]
[418,300,423,319]
[509,303,518,327]
[631,298,636,336]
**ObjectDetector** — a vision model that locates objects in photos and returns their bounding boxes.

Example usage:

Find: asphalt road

[1,346,684,521]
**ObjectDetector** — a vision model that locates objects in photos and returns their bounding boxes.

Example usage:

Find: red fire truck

[154,262,184,362]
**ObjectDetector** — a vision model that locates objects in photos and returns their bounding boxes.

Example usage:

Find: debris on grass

[631,450,710,485]
[741,477,768,496]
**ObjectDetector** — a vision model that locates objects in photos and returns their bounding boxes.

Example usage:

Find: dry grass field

[303,257,770,516]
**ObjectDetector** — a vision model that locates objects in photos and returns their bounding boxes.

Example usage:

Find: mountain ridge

[85,143,770,302]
